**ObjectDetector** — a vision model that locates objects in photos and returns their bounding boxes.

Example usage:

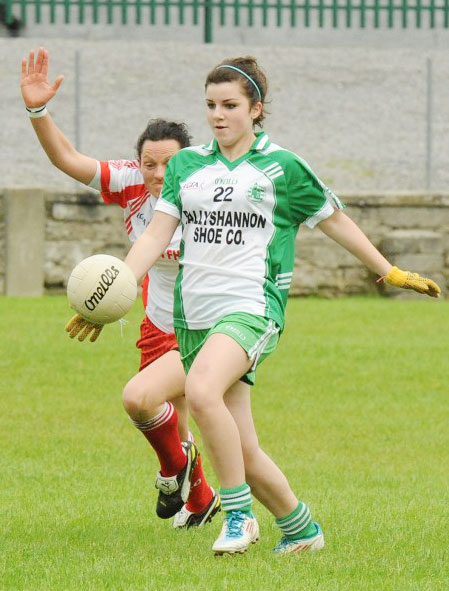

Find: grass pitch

[1,296,448,591]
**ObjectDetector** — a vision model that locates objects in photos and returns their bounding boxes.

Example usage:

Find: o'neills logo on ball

[84,265,120,311]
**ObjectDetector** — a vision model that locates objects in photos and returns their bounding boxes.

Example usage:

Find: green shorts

[175,312,280,386]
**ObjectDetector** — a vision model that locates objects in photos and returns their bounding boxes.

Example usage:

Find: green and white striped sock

[219,483,252,515]
[275,502,316,540]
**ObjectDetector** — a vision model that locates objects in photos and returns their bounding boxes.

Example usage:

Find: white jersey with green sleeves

[155,132,343,331]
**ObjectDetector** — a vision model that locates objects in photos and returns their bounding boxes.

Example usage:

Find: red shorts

[141,274,149,308]
[137,316,179,371]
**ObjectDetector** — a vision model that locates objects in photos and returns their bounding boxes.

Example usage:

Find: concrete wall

[2,39,447,298]
[2,39,449,195]
[0,188,446,299]
[0,193,5,294]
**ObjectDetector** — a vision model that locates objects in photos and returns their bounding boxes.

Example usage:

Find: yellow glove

[383,266,441,298]
[65,314,104,342]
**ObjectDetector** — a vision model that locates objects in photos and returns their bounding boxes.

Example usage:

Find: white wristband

[26,105,48,119]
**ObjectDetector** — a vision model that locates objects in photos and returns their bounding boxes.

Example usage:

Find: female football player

[21,48,308,536]
[20,47,220,528]
[123,55,440,555]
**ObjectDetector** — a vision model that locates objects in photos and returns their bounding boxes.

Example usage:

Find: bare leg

[122,350,185,421]
[123,349,214,518]
[225,382,298,518]
[185,333,252,489]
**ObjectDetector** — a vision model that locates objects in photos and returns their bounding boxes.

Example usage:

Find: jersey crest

[246,183,266,204]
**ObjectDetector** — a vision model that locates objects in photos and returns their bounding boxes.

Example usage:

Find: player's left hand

[65,314,104,342]
[383,266,441,298]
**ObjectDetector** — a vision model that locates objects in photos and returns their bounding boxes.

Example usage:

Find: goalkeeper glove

[65,314,104,342]
[382,266,441,298]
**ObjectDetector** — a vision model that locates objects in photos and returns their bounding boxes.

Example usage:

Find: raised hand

[21,47,64,108]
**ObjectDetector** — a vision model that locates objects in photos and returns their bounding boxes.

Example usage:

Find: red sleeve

[98,160,146,208]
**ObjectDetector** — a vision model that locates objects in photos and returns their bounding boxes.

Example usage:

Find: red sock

[137,402,186,477]
[185,452,213,513]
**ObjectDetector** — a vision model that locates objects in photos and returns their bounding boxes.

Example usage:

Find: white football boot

[212,511,260,555]
[173,487,221,529]
[272,522,324,554]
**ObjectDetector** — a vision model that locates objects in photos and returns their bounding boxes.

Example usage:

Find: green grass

[1,296,448,590]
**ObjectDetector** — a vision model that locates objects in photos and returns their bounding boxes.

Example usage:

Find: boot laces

[225,511,246,537]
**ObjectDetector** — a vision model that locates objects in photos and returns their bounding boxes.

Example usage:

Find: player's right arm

[125,211,179,282]
[21,47,97,185]
[65,210,176,344]
[125,158,181,280]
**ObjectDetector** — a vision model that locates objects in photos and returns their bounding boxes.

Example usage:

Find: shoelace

[225,511,246,537]
[274,536,289,550]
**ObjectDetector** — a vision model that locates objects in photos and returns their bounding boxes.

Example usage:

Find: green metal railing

[4,0,449,42]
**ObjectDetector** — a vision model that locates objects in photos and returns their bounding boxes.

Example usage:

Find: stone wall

[43,191,129,292]
[293,193,448,298]
[0,189,447,299]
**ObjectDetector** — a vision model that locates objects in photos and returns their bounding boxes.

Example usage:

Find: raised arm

[21,47,97,185]
[318,210,440,297]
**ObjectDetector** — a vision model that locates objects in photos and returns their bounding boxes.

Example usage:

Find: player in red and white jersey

[89,155,183,336]
[21,47,220,528]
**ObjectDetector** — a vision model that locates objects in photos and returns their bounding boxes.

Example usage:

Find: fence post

[75,49,81,151]
[5,189,46,296]
[425,57,433,190]
[204,0,213,43]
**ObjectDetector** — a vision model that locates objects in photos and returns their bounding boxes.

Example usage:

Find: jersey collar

[251,131,271,151]
[203,131,271,154]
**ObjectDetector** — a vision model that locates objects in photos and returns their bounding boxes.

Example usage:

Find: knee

[184,373,218,420]
[122,379,143,417]
[122,376,155,419]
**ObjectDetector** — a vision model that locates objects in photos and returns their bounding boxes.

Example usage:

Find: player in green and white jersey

[125,57,440,555]
[155,128,344,335]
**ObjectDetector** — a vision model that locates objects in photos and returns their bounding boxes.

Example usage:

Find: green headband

[216,65,262,100]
